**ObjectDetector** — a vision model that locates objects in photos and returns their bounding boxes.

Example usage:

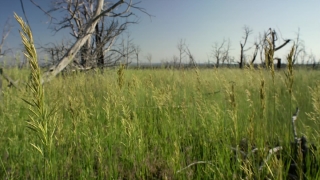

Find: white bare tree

[27,0,149,83]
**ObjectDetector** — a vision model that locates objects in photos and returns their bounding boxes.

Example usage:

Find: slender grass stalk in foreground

[14,12,57,178]
[285,44,295,140]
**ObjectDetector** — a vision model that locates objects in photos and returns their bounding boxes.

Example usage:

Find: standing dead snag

[264,28,291,69]
[212,39,230,68]
[133,45,141,68]
[41,0,105,83]
[177,39,186,69]
[239,26,252,68]
[27,0,149,83]
[250,43,259,66]
[239,26,259,68]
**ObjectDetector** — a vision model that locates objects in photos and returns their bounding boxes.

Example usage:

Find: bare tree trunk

[136,53,139,67]
[250,43,259,65]
[240,43,244,69]
[95,24,104,68]
[42,0,124,83]
[275,58,281,69]
[264,28,291,69]
[239,26,252,68]
[212,39,227,68]
[133,45,141,68]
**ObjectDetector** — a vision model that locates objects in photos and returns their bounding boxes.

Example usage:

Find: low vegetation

[1,62,320,179]
[0,14,319,180]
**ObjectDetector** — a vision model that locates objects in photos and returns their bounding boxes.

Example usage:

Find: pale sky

[1,0,320,64]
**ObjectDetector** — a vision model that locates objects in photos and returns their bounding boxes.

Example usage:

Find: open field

[1,3,320,179]
[0,67,319,179]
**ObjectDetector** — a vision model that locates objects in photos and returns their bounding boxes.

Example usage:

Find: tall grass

[0,66,318,179]
[0,16,318,179]
[14,13,57,179]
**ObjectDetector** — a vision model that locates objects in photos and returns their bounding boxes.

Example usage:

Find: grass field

[0,14,317,179]
[0,66,319,179]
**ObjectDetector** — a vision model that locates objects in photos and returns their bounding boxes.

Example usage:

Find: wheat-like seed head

[14,12,49,156]
[14,13,43,111]
[286,44,295,76]
[285,44,295,95]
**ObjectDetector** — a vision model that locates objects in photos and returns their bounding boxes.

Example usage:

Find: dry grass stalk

[285,44,295,95]
[15,12,57,178]
[117,64,125,90]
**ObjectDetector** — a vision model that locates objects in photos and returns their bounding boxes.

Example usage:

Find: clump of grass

[117,63,125,90]
[284,44,295,141]
[14,13,57,178]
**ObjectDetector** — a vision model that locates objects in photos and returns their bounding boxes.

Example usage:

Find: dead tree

[177,39,186,68]
[264,28,291,69]
[222,39,231,65]
[28,0,149,83]
[39,39,73,66]
[250,43,259,66]
[239,26,252,68]
[258,32,267,65]
[133,45,141,68]
[212,39,229,68]
[146,53,152,68]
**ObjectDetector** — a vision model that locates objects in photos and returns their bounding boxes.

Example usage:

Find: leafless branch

[0,18,12,57]
[242,26,252,50]
[176,161,213,173]
[32,0,149,82]
[212,39,228,68]
[250,43,259,65]
[258,146,283,171]
[29,0,57,23]
[275,39,291,51]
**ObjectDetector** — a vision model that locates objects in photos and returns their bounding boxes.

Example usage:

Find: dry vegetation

[1,64,320,179]
[0,14,319,180]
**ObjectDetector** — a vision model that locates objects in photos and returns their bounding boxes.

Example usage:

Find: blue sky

[1,0,320,64]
